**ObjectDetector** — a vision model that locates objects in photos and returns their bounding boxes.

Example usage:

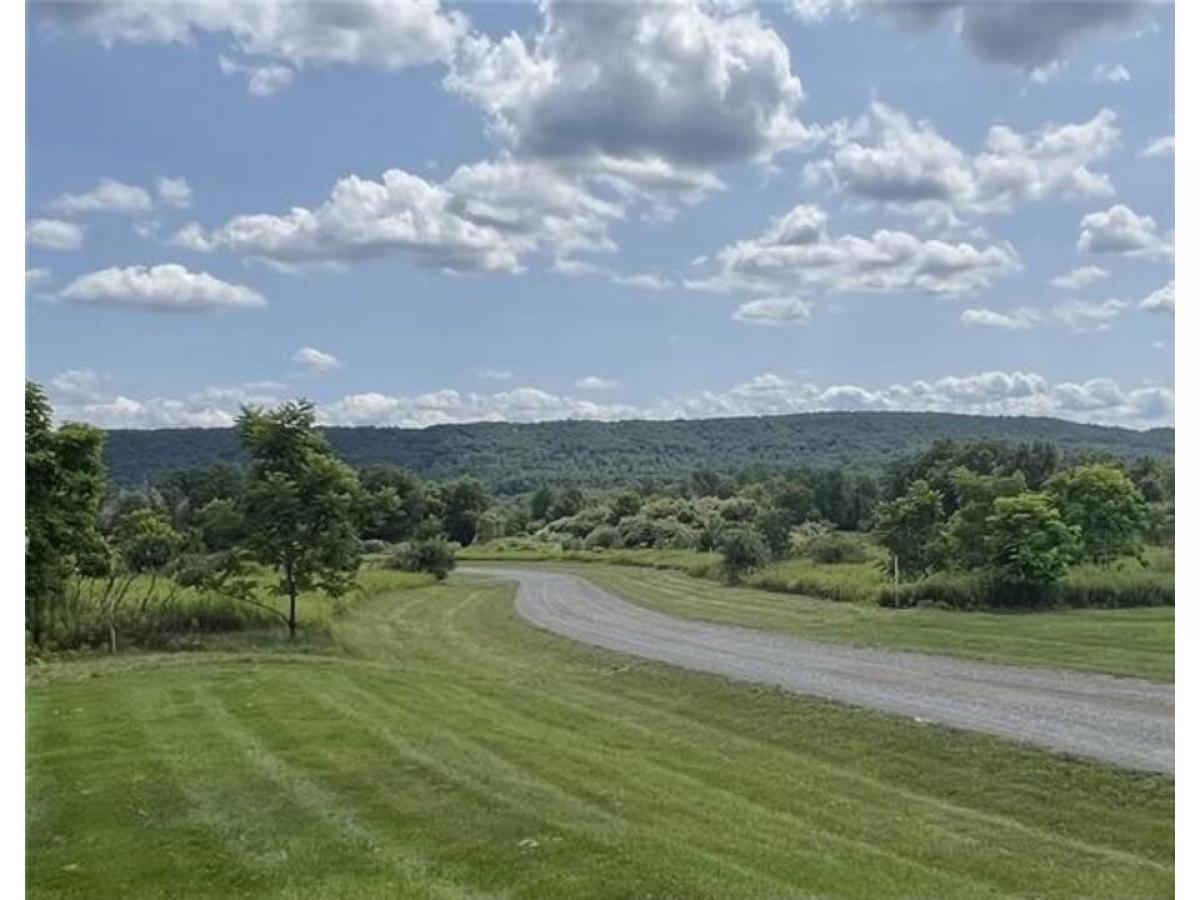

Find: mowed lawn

[519,563,1175,682]
[28,576,1172,899]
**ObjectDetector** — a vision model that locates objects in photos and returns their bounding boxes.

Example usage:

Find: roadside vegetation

[465,440,1173,611]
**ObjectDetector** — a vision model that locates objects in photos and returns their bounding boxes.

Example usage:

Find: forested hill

[102,411,1174,493]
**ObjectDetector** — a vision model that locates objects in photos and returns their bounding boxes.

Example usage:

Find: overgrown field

[472,563,1174,681]
[462,539,1174,609]
[32,567,433,656]
[28,574,1172,898]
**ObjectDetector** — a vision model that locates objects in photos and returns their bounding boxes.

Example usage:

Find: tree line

[27,383,1174,651]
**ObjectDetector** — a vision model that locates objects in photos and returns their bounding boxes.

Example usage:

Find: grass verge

[481,563,1174,682]
[28,574,1172,898]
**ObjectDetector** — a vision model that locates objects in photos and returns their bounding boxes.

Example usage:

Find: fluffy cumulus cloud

[805,103,1119,222]
[791,1,1156,70]
[37,0,467,94]
[1140,136,1174,159]
[1050,265,1108,290]
[1077,204,1173,259]
[155,176,193,208]
[45,376,288,429]
[50,178,153,214]
[1140,281,1174,314]
[575,376,620,391]
[692,203,1019,297]
[180,159,621,272]
[218,54,295,97]
[1092,62,1131,84]
[294,346,340,372]
[960,307,1040,330]
[44,366,1173,430]
[732,296,812,326]
[26,218,83,250]
[447,0,814,208]
[1051,298,1128,332]
[60,264,265,312]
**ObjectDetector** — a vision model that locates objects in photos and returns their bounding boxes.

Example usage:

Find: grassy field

[28,573,1172,898]
[477,563,1174,682]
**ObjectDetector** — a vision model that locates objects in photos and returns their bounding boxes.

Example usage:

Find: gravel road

[468,566,1174,773]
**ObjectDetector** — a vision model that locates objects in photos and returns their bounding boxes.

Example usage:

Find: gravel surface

[468,567,1174,773]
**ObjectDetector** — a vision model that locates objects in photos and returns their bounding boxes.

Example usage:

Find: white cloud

[26,218,84,250]
[692,203,1020,297]
[447,0,815,208]
[1051,298,1128,332]
[50,178,153,215]
[1092,63,1131,84]
[1050,265,1108,290]
[293,346,341,373]
[155,176,193,208]
[26,267,53,287]
[1139,281,1174,314]
[733,297,812,326]
[1139,135,1174,158]
[805,103,1119,221]
[44,367,1174,430]
[218,54,295,97]
[187,159,621,272]
[575,376,620,391]
[471,367,513,381]
[960,307,1040,330]
[40,0,467,81]
[1078,204,1173,259]
[790,2,1155,70]
[60,264,266,312]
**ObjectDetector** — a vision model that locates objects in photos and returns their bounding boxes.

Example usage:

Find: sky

[25,0,1175,431]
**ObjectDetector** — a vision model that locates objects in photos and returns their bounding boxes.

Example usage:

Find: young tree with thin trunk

[237,400,361,638]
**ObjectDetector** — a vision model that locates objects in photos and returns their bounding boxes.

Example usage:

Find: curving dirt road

[467,566,1174,773]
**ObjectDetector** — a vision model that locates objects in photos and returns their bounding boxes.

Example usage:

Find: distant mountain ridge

[101,411,1174,494]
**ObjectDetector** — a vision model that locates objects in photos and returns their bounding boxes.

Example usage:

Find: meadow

[461,539,1174,611]
[27,573,1173,899]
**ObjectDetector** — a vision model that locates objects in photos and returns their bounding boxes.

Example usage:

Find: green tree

[755,508,793,560]
[1046,464,1148,564]
[611,490,642,520]
[871,480,943,579]
[439,477,489,545]
[548,486,584,520]
[718,527,769,583]
[941,468,1026,570]
[25,382,107,647]
[985,493,1081,595]
[529,485,555,522]
[237,401,362,638]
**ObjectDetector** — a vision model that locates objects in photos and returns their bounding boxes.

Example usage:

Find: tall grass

[469,537,1174,611]
[34,566,434,654]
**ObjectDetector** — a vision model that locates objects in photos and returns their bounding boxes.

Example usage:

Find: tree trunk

[285,559,297,639]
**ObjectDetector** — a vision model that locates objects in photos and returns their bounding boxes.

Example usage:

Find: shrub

[361,539,389,555]
[718,527,769,583]
[654,518,700,550]
[386,539,456,581]
[804,534,868,565]
[583,524,621,549]
[618,515,658,548]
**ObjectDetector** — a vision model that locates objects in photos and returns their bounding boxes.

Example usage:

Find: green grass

[35,567,436,655]
[500,563,1174,682]
[464,539,1174,610]
[28,573,1172,898]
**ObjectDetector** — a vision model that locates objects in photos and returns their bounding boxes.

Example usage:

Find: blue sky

[26,0,1174,429]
